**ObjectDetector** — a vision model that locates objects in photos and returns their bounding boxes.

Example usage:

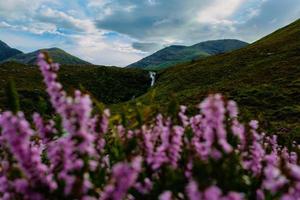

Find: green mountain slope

[127,39,248,70]
[136,19,300,132]
[0,40,23,62]
[0,62,150,114]
[3,48,91,65]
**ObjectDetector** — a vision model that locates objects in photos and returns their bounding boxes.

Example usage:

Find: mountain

[133,19,300,132]
[127,39,248,70]
[3,48,91,65]
[0,40,23,62]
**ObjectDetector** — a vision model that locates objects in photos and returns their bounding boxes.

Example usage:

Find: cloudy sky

[0,0,299,66]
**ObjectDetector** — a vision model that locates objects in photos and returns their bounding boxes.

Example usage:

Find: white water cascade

[149,71,156,87]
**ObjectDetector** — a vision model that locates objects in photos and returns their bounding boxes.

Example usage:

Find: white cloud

[0,21,62,35]
[147,0,157,6]
[197,0,245,24]
[68,33,143,66]
[247,8,260,19]
[87,0,114,19]
[0,0,58,19]
[38,7,97,33]
[87,0,109,7]
[123,5,137,13]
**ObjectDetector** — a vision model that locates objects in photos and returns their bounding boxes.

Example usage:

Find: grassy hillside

[3,48,91,65]
[0,62,150,114]
[128,39,248,70]
[132,19,300,133]
[0,40,23,62]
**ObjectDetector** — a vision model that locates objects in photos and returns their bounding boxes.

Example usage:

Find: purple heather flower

[179,105,189,127]
[242,125,266,176]
[101,109,110,134]
[263,165,288,193]
[191,94,235,160]
[231,119,246,149]
[290,152,298,165]
[134,178,153,194]
[142,114,186,169]
[249,120,259,130]
[38,53,96,157]
[227,100,238,118]
[289,164,300,181]
[37,52,105,197]
[168,125,184,168]
[281,182,300,199]
[185,158,193,178]
[100,156,142,200]
[224,192,244,200]
[0,176,13,200]
[186,179,202,200]
[0,112,57,191]
[204,185,222,200]
[159,191,172,200]
[33,113,56,144]
[256,189,265,200]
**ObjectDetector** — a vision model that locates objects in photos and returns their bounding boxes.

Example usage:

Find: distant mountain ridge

[0,40,91,65]
[0,40,23,62]
[127,39,249,70]
[3,47,91,65]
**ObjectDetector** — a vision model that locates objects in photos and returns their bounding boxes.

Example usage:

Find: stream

[149,71,156,87]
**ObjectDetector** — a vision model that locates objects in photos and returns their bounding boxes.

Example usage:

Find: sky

[0,0,299,67]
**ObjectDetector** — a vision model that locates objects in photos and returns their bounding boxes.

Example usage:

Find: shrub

[0,53,300,199]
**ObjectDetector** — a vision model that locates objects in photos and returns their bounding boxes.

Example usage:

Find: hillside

[127,39,248,70]
[3,48,91,65]
[0,62,150,114]
[134,19,300,133]
[0,40,23,62]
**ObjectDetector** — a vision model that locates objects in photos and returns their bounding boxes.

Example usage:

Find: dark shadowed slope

[0,40,23,62]
[127,39,248,70]
[0,62,150,114]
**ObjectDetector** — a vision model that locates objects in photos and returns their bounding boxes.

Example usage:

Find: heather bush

[0,53,300,199]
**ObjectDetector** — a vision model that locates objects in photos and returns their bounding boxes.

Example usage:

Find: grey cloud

[95,0,211,42]
[235,0,300,42]
[95,0,300,46]
[132,42,162,52]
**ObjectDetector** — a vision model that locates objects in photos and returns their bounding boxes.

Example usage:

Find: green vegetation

[4,79,20,114]
[0,62,150,114]
[127,39,248,70]
[128,19,300,132]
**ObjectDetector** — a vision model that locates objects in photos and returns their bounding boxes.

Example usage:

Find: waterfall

[149,71,156,87]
